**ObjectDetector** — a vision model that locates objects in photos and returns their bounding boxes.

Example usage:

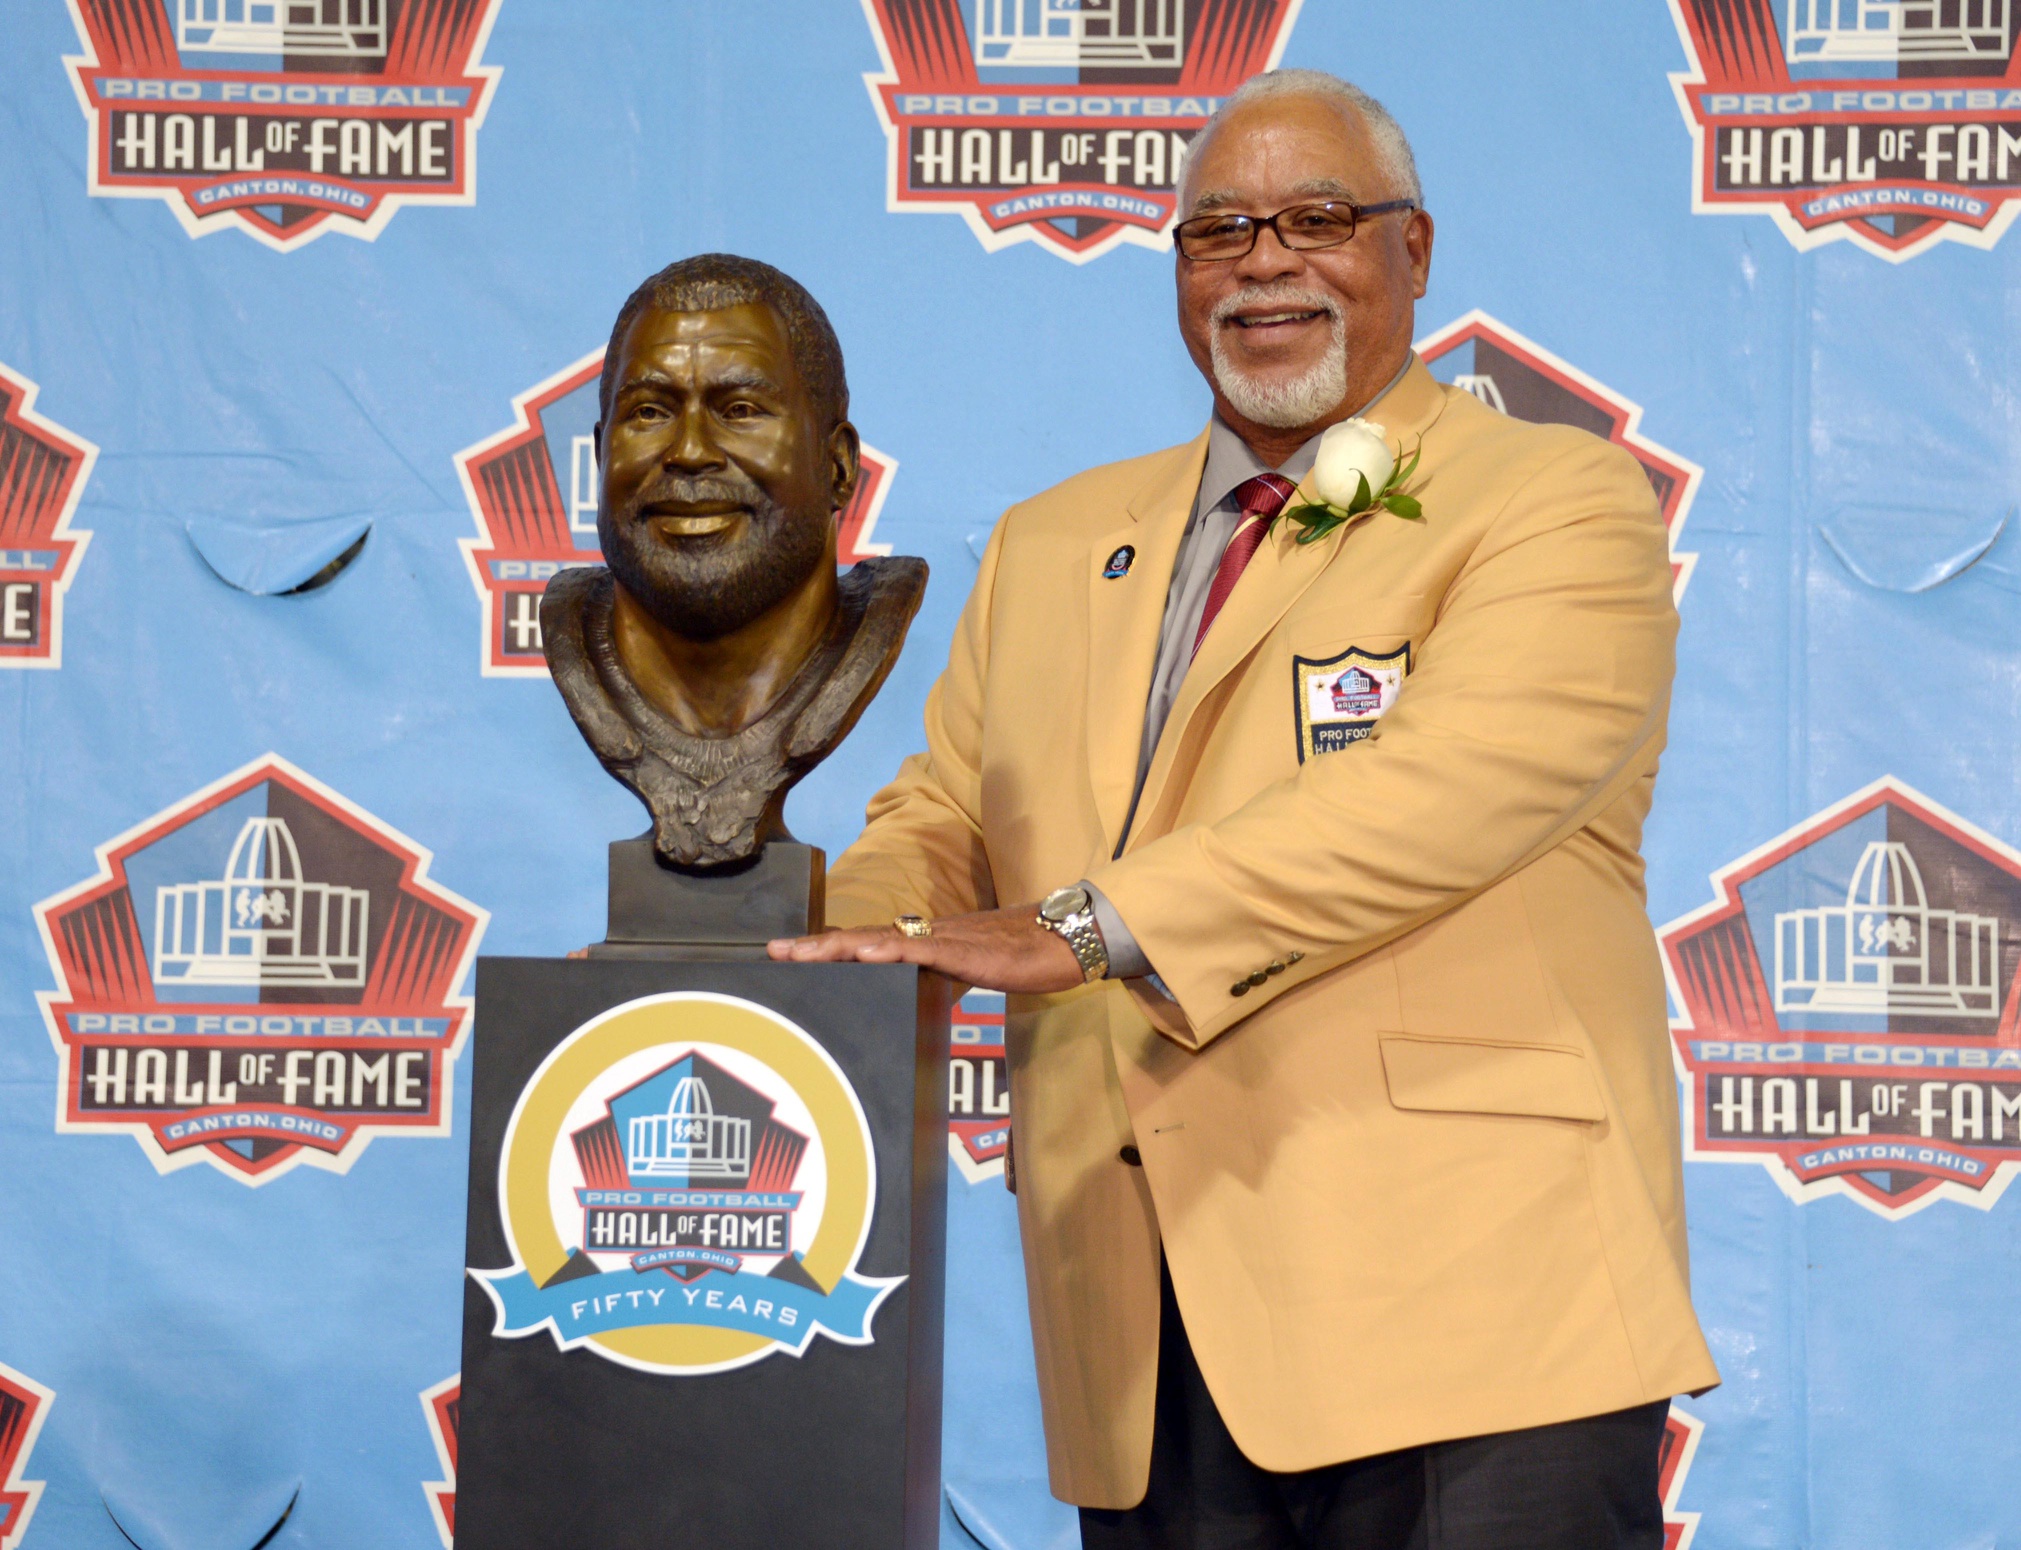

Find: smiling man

[777,70,1718,1549]
[542,254,925,867]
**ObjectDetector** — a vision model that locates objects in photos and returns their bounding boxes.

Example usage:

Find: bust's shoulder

[842,552,929,613]
[829,555,928,689]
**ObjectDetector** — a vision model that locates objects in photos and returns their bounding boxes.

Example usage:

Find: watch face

[1041,885,1089,923]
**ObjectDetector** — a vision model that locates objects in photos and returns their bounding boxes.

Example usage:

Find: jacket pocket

[1378,1033,1606,1123]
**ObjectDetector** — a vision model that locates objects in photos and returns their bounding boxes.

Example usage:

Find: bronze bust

[543,255,927,869]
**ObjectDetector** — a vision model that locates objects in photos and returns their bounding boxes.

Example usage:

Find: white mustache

[1210,284,1342,328]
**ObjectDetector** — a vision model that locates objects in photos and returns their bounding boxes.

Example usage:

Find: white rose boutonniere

[1285,417,1423,545]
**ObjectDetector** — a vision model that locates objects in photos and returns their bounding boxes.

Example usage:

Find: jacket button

[1246,970,1269,986]
[1286,951,1305,964]
[1265,960,1285,975]
[1230,981,1250,997]
[1119,1144,1142,1166]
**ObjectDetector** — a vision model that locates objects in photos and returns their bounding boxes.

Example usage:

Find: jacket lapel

[1126,362,1452,849]
[1085,431,1210,851]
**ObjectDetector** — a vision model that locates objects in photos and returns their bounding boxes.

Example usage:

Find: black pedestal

[456,950,951,1549]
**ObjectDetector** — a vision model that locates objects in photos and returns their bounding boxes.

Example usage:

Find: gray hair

[1187,69,1423,209]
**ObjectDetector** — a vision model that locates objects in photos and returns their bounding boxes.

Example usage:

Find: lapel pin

[1102,545,1135,579]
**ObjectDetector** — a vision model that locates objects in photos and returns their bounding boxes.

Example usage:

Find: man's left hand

[767,905,1087,994]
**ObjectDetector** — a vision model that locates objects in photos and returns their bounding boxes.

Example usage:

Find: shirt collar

[1197,351,1418,515]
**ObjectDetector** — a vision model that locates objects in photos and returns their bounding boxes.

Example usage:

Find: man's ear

[828,420,862,511]
[1406,209,1435,300]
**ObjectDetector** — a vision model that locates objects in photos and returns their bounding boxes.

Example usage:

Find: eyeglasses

[1172,199,1418,262]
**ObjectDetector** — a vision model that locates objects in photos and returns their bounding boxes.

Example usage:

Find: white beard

[1208,284,1349,429]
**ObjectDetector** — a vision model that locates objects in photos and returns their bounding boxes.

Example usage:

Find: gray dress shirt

[1085,357,1415,981]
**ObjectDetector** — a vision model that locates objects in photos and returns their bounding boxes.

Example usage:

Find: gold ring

[893,915,933,939]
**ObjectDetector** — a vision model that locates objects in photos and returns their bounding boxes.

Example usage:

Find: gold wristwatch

[1037,884,1109,983]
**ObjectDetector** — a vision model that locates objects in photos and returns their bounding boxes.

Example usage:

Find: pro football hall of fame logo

[34,754,486,1183]
[456,349,902,676]
[418,1373,458,1547]
[1669,0,2021,259]
[473,992,901,1375]
[0,363,96,670]
[1418,311,1699,601]
[948,988,1009,1182]
[0,1363,53,1550]
[1658,1406,1706,1550]
[862,0,1302,262]
[1665,778,2021,1217]
[63,0,503,250]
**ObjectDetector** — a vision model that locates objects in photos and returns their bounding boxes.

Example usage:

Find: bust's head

[594,255,859,645]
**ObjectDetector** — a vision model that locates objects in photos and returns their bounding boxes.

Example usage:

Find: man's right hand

[768,905,1086,994]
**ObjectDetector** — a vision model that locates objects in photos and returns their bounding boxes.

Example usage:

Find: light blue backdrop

[3,1,2018,1547]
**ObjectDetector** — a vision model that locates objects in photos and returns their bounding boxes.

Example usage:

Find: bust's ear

[828,420,862,512]
[593,421,603,462]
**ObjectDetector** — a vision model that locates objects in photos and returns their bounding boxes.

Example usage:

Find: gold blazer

[827,359,1721,1508]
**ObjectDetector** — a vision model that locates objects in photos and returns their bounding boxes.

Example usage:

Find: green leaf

[1385,493,1423,520]
[1395,439,1423,485]
[1348,471,1373,513]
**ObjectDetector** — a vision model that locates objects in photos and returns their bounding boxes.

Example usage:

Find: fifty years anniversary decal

[473,992,901,1375]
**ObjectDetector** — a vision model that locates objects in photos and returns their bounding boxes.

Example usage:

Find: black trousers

[1079,1266,1671,1550]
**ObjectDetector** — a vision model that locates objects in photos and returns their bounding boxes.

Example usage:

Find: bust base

[589,834,826,956]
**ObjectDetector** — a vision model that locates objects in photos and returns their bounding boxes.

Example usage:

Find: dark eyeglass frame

[1172,199,1419,261]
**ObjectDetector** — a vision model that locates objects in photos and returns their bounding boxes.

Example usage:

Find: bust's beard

[601,476,832,644]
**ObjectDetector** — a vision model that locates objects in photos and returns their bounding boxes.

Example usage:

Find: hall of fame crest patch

[1664,777,2021,1218]
[0,362,96,670]
[1293,644,1408,762]
[34,754,485,1183]
[1667,0,2021,260]
[861,0,1302,263]
[63,0,503,251]
[456,348,901,676]
[472,992,902,1375]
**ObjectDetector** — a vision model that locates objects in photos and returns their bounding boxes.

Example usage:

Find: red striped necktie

[1191,471,1298,657]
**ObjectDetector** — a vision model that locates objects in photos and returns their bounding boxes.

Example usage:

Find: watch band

[1054,912,1108,983]
[1038,886,1109,983]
